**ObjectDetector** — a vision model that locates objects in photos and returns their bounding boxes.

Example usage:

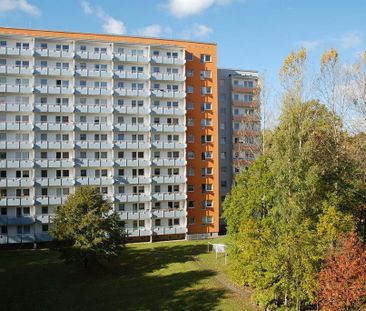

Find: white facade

[0,35,187,244]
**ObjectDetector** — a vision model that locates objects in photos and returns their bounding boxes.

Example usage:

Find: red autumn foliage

[318,232,366,311]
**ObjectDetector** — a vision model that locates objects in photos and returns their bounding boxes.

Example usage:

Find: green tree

[50,186,125,268]
[224,100,360,310]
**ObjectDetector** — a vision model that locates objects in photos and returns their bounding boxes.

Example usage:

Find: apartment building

[218,69,260,218]
[0,27,219,244]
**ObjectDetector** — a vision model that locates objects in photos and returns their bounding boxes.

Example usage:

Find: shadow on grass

[0,243,228,311]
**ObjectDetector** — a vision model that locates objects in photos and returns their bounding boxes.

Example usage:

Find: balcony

[0,141,33,149]
[119,211,151,220]
[0,178,34,187]
[113,70,149,80]
[115,176,151,184]
[151,158,186,166]
[152,176,186,184]
[0,47,33,56]
[114,140,150,149]
[151,124,185,133]
[113,88,150,97]
[35,178,75,187]
[34,140,74,149]
[34,48,73,59]
[0,215,35,225]
[0,122,33,131]
[75,123,112,132]
[75,69,113,78]
[115,193,151,203]
[151,72,185,82]
[35,214,54,224]
[75,87,112,96]
[34,122,74,131]
[152,192,187,201]
[75,104,113,114]
[151,106,185,116]
[113,123,150,132]
[114,105,150,115]
[75,50,112,60]
[75,140,113,149]
[151,141,186,149]
[0,84,33,94]
[0,159,34,169]
[114,53,149,63]
[152,227,186,235]
[35,159,74,168]
[75,159,114,167]
[0,65,33,75]
[0,196,34,206]
[232,100,259,108]
[151,56,185,65]
[75,177,114,186]
[151,89,185,99]
[34,67,73,77]
[35,196,68,205]
[114,159,151,167]
[125,228,151,237]
[34,104,73,113]
[34,85,73,95]
[0,103,33,112]
[152,209,186,218]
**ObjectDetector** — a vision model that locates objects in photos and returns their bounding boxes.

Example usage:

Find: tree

[50,186,125,268]
[318,232,366,311]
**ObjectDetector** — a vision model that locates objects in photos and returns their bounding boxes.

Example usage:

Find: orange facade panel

[232,87,256,93]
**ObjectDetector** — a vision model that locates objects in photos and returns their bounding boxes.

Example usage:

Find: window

[201,102,212,111]
[1,225,7,234]
[201,87,212,95]
[200,54,211,63]
[0,207,7,215]
[186,85,194,94]
[186,69,193,77]
[187,151,195,159]
[201,135,212,143]
[202,184,213,193]
[201,119,212,127]
[220,137,226,144]
[221,181,227,187]
[42,206,48,214]
[42,224,49,232]
[188,201,195,209]
[221,152,227,159]
[188,217,195,225]
[202,216,213,225]
[187,185,195,192]
[186,102,194,110]
[187,134,195,143]
[187,168,195,176]
[186,53,193,61]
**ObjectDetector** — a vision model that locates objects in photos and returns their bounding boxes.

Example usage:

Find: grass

[0,237,258,311]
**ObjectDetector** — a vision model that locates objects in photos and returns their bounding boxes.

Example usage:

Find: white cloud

[135,25,172,38]
[80,1,126,35]
[165,0,232,18]
[191,24,213,37]
[340,32,362,49]
[299,40,321,51]
[182,23,213,39]
[136,24,163,37]
[0,0,40,16]
[80,0,92,15]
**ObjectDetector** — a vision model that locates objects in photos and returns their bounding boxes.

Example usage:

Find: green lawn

[0,238,258,311]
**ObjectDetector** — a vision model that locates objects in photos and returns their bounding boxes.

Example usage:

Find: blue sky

[1,0,366,117]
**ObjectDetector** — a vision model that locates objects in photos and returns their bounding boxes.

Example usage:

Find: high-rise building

[218,69,260,220]
[0,27,219,244]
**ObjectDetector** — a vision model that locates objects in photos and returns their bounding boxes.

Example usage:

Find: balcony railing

[151,89,185,99]
[0,47,33,56]
[113,53,149,63]
[0,84,33,93]
[113,70,149,80]
[34,67,73,76]
[0,102,33,112]
[0,65,33,75]
[34,48,73,58]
